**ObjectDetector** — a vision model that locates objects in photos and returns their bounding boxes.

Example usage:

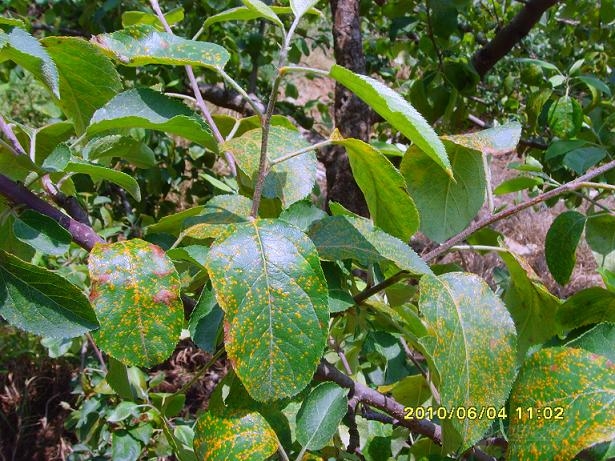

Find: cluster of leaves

[0,1,614,461]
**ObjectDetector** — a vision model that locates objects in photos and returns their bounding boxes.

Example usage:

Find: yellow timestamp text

[403,406,566,421]
[403,406,508,421]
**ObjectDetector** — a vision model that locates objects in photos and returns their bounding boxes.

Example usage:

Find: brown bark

[325,0,370,216]
[472,0,561,78]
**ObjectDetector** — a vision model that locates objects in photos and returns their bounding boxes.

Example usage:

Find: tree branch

[315,359,443,444]
[353,158,615,303]
[0,174,104,251]
[471,0,561,78]
[198,83,265,116]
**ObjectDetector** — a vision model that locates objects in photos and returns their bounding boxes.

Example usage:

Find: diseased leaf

[443,122,522,155]
[308,215,432,275]
[206,219,328,401]
[88,239,183,367]
[566,322,615,362]
[0,249,98,338]
[508,347,615,460]
[42,37,122,134]
[545,211,586,285]
[557,287,615,332]
[88,88,217,152]
[66,160,141,201]
[500,251,561,361]
[0,27,59,98]
[222,127,317,208]
[335,138,419,241]
[182,194,252,240]
[417,273,517,451]
[13,210,72,256]
[193,409,278,460]
[296,383,348,450]
[401,141,485,243]
[329,64,450,174]
[92,24,229,70]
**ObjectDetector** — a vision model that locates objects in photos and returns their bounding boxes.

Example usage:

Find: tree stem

[250,17,301,217]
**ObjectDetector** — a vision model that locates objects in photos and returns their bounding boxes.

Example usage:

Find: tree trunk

[325,0,370,216]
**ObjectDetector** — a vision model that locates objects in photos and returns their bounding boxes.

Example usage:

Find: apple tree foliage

[0,1,614,459]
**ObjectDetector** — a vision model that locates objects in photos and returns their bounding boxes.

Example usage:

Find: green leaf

[107,401,140,422]
[329,64,450,174]
[548,96,583,139]
[188,287,224,353]
[31,121,75,165]
[13,210,72,256]
[83,135,156,169]
[0,249,98,338]
[88,239,183,367]
[586,214,615,269]
[66,160,141,201]
[563,146,607,174]
[557,287,615,332]
[88,88,217,153]
[515,57,561,73]
[112,430,141,461]
[308,215,432,275]
[0,27,60,98]
[182,194,252,240]
[206,219,329,401]
[242,0,283,27]
[494,176,542,195]
[106,357,136,400]
[203,6,317,28]
[193,409,278,460]
[291,0,320,18]
[500,251,561,361]
[122,7,184,30]
[296,383,348,450]
[417,273,517,451]
[443,122,522,155]
[41,143,71,172]
[401,141,485,243]
[545,211,586,285]
[146,206,206,235]
[575,75,612,97]
[279,201,328,232]
[222,127,317,208]
[507,347,615,460]
[92,24,230,70]
[41,37,122,135]
[335,138,419,241]
[566,322,615,362]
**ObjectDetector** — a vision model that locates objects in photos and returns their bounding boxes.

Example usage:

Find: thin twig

[175,348,225,396]
[250,16,302,217]
[86,333,107,373]
[149,0,237,176]
[0,114,27,157]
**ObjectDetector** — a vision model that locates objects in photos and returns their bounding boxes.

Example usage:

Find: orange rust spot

[550,364,559,372]
[149,243,166,258]
[89,287,99,302]
[153,289,176,305]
